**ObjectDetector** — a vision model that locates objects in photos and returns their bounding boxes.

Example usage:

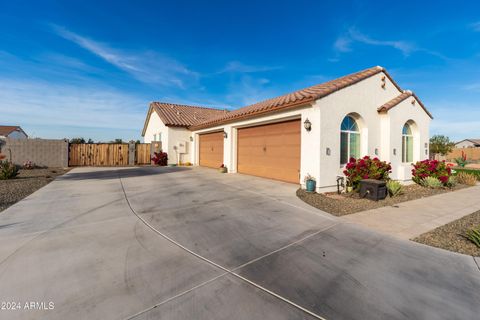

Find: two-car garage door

[199,120,301,183]
[237,120,300,183]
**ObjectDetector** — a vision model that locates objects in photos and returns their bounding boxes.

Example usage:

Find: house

[142,66,432,192]
[0,126,28,140]
[0,126,28,152]
[455,139,480,148]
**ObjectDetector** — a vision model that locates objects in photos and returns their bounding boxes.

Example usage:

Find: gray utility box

[359,179,387,201]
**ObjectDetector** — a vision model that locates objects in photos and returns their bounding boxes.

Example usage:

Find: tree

[70,137,86,144]
[113,138,123,144]
[87,138,94,144]
[429,135,455,156]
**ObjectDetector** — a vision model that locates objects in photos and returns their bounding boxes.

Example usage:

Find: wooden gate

[69,144,129,166]
[135,143,151,165]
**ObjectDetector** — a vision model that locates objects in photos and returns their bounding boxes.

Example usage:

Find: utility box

[177,141,187,154]
[359,179,387,201]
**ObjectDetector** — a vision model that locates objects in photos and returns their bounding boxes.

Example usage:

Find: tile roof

[0,126,22,137]
[378,90,433,119]
[190,66,393,130]
[142,102,228,136]
[457,139,480,145]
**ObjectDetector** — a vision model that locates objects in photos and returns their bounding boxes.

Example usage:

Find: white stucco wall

[143,111,193,164]
[315,72,401,191]
[386,98,431,181]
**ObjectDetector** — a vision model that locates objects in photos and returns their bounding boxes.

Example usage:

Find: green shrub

[463,226,480,248]
[454,168,480,181]
[386,180,403,197]
[455,172,477,186]
[446,176,457,188]
[420,176,443,189]
[0,160,19,180]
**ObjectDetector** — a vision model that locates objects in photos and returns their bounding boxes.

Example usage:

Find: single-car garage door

[237,120,300,183]
[199,131,224,168]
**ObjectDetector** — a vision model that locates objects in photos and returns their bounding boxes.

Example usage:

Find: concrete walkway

[342,185,480,239]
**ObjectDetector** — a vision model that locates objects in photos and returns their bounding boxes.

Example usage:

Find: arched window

[340,115,360,164]
[402,123,413,163]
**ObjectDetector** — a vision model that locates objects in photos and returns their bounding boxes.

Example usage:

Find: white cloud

[463,82,480,91]
[50,24,197,88]
[0,77,146,140]
[332,27,416,56]
[218,61,282,74]
[470,21,480,32]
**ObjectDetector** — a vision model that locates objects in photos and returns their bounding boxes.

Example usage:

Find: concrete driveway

[0,167,479,320]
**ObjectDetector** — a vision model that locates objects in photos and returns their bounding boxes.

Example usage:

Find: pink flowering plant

[411,159,451,185]
[343,156,392,190]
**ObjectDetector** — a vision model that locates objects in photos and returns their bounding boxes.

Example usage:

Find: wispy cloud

[217,61,282,74]
[470,21,480,32]
[463,82,480,91]
[0,77,146,140]
[50,24,197,88]
[333,27,415,56]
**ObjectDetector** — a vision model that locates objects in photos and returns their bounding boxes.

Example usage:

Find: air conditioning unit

[177,141,187,154]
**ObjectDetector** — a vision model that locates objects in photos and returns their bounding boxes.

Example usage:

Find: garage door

[199,132,224,168]
[237,120,301,183]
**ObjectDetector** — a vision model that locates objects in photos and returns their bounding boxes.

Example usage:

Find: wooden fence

[135,143,151,165]
[446,148,480,161]
[69,143,129,166]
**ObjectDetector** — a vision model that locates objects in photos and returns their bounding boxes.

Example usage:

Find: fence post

[128,142,136,165]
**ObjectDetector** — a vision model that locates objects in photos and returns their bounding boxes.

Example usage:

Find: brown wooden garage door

[237,120,300,183]
[199,132,224,168]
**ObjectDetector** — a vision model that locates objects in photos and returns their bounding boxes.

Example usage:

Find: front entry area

[237,119,301,183]
[199,131,224,168]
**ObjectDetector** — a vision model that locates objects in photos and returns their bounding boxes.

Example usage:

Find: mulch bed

[296,184,467,217]
[0,168,70,212]
[413,211,480,257]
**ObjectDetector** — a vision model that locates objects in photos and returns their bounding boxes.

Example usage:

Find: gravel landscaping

[297,184,468,216]
[0,168,69,212]
[413,210,480,257]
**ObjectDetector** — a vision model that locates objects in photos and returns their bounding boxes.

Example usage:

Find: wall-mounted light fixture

[424,143,428,148]
[326,147,331,156]
[304,118,312,131]
[393,148,396,156]
[223,131,228,139]
[189,136,193,142]
[375,148,379,156]
[425,149,428,155]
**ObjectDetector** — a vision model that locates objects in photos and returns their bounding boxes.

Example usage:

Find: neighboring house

[455,139,480,148]
[142,66,432,192]
[0,126,28,152]
[0,125,28,140]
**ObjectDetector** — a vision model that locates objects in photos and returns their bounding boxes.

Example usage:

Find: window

[340,115,360,164]
[402,123,413,163]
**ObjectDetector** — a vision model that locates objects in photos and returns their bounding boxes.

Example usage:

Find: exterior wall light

[375,148,379,155]
[393,148,396,156]
[223,131,228,139]
[326,147,331,156]
[304,118,312,131]
[189,136,193,142]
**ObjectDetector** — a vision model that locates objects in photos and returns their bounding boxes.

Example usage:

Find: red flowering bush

[343,156,392,190]
[412,159,451,185]
[151,151,168,166]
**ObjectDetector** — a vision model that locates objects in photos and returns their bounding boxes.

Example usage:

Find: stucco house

[455,139,480,148]
[0,125,28,152]
[142,66,432,192]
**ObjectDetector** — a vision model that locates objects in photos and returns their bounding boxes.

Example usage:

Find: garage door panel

[237,120,300,183]
[199,132,224,168]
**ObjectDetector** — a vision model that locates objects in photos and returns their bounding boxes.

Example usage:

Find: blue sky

[1,0,479,142]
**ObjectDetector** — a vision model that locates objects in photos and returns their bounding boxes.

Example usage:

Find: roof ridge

[151,101,228,112]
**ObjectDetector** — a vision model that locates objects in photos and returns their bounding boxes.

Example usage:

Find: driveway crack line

[473,256,480,273]
[118,173,328,320]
